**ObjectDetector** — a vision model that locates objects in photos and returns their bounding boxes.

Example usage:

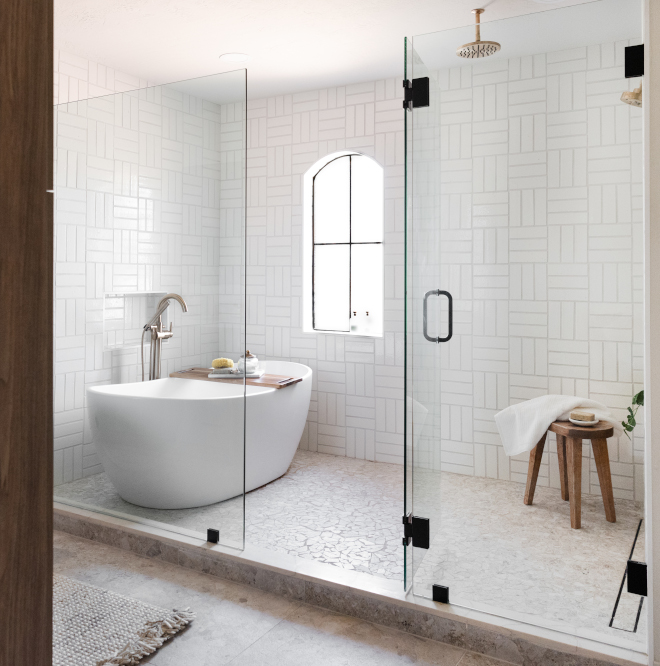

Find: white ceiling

[55,0,605,99]
[414,0,641,72]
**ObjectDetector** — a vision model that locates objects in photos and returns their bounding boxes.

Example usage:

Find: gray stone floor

[54,531,507,666]
[55,450,646,646]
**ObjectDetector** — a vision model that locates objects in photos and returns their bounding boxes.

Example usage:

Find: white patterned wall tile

[430,40,643,499]
[54,51,243,485]
[55,45,642,498]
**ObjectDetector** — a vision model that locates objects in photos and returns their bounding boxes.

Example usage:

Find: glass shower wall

[406,0,645,650]
[53,70,247,550]
[404,37,444,589]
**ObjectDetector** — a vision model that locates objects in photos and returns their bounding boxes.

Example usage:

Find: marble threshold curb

[54,503,647,666]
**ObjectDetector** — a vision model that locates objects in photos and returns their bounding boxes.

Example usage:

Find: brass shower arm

[473,8,484,42]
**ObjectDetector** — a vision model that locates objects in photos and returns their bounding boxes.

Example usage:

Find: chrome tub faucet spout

[141,293,188,381]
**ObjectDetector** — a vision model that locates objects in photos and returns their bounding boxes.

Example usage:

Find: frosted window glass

[313,156,350,243]
[351,156,384,243]
[350,244,383,336]
[314,245,350,331]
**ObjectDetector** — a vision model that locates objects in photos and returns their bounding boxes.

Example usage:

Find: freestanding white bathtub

[87,360,312,509]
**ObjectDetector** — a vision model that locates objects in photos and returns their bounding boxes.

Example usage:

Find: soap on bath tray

[570,409,595,422]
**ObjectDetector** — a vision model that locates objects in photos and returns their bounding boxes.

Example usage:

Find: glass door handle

[423,289,453,343]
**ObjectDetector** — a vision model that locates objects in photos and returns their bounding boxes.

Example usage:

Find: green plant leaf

[623,422,634,432]
[634,390,644,406]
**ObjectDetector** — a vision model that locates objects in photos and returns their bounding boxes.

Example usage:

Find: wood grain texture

[523,433,546,506]
[525,423,616,530]
[567,437,583,529]
[592,439,617,523]
[556,434,569,502]
[170,367,302,389]
[0,0,53,663]
[549,420,613,440]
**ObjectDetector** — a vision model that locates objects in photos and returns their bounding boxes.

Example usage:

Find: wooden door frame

[0,0,53,664]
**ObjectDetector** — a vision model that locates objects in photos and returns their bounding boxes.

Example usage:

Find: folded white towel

[495,395,624,457]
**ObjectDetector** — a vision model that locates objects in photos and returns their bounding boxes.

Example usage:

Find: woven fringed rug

[53,574,195,666]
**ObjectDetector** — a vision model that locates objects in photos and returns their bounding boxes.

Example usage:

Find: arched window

[303,152,384,337]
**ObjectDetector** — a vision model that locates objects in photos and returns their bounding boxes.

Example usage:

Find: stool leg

[566,437,583,529]
[524,433,547,505]
[593,439,616,523]
[556,434,569,501]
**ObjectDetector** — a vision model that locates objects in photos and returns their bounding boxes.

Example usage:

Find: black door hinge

[207,528,220,544]
[402,514,430,549]
[625,44,644,79]
[627,560,647,596]
[403,78,430,110]
[432,584,449,604]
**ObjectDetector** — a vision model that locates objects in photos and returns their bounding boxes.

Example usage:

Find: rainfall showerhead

[457,9,501,59]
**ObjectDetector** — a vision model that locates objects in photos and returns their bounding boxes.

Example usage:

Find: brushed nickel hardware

[141,293,188,380]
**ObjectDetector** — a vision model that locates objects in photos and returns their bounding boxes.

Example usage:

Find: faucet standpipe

[141,294,188,381]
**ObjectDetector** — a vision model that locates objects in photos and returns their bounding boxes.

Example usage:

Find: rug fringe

[96,608,195,665]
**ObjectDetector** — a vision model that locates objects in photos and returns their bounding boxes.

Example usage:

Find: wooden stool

[523,421,615,529]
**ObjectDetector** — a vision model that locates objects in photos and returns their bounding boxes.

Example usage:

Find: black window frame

[311,153,383,333]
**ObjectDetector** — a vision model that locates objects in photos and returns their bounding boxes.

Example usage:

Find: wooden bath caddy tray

[170,367,302,389]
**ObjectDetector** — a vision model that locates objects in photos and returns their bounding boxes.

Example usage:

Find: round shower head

[457,9,501,59]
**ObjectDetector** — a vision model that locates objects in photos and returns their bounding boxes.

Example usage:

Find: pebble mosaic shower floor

[55,449,645,645]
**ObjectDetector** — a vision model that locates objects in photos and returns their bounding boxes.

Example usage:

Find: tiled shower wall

[53,51,244,484]
[431,41,644,501]
[53,49,407,484]
[243,83,407,464]
[54,50,150,106]
[54,45,643,501]
[54,50,146,483]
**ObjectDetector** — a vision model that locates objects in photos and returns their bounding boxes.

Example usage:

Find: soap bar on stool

[570,409,595,422]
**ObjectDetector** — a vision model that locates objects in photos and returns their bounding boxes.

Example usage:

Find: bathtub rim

[86,360,312,402]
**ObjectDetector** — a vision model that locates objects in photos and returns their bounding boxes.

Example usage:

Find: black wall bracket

[627,560,647,596]
[402,514,430,549]
[207,528,220,544]
[403,78,430,110]
[625,44,644,79]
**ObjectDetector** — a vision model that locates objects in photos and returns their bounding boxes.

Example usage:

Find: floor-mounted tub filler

[87,360,312,509]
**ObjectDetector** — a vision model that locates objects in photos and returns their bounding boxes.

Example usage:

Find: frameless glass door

[404,0,647,650]
[404,37,446,592]
[53,69,247,550]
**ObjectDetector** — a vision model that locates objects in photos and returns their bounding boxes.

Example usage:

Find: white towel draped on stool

[494,395,624,457]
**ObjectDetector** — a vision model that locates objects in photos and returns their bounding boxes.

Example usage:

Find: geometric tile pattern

[417,41,644,501]
[54,50,407,485]
[54,51,152,484]
[54,45,643,503]
[245,80,406,465]
[53,51,244,484]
